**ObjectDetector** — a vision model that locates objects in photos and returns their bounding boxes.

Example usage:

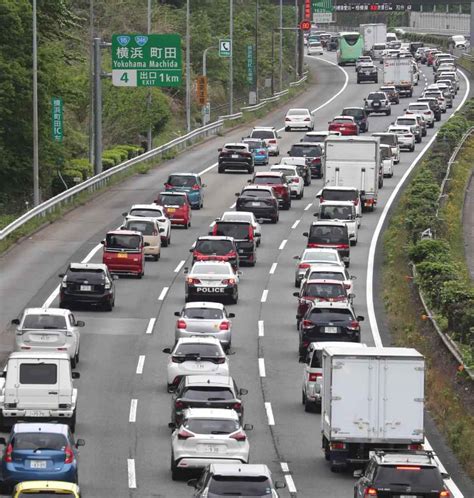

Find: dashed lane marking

[127,459,137,488]
[145,318,156,335]
[258,320,264,337]
[279,239,287,250]
[174,260,185,273]
[258,358,266,377]
[269,263,277,275]
[261,289,268,302]
[158,286,169,301]
[291,219,300,229]
[304,202,312,211]
[136,355,145,374]
[264,402,275,425]
[129,399,138,422]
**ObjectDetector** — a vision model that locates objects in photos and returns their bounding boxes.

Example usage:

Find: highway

[0,52,471,497]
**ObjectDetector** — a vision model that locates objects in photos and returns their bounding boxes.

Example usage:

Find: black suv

[235,186,279,223]
[342,107,369,133]
[211,220,257,266]
[59,262,116,311]
[357,63,378,83]
[354,450,450,498]
[287,142,324,178]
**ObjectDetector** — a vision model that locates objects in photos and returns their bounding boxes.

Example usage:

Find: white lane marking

[258,320,264,337]
[83,243,103,263]
[229,202,236,209]
[258,358,266,377]
[198,162,218,175]
[158,286,169,301]
[127,458,137,489]
[291,219,300,229]
[304,202,313,211]
[264,402,275,425]
[285,475,297,494]
[136,355,145,374]
[279,239,287,250]
[280,462,290,473]
[145,318,156,335]
[269,262,277,275]
[366,71,470,498]
[129,399,138,422]
[174,260,185,273]
[261,289,268,302]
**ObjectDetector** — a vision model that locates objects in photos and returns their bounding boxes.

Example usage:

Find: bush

[439,281,474,340]
[101,157,116,170]
[102,150,122,166]
[409,239,451,264]
[68,159,93,180]
[115,144,143,159]
[416,261,459,308]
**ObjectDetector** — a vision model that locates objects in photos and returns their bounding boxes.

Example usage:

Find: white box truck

[323,137,380,212]
[360,23,387,54]
[321,346,425,471]
[383,57,414,97]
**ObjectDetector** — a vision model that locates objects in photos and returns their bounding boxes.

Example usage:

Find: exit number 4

[112,70,137,86]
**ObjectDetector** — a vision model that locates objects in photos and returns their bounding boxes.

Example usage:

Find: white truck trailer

[360,23,387,54]
[321,346,425,471]
[323,136,380,212]
[383,56,414,97]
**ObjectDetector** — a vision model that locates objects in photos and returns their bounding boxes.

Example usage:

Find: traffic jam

[1,26,465,498]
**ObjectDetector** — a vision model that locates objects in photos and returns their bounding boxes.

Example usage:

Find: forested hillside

[0,0,300,217]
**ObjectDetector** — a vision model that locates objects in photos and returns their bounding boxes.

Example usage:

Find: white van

[0,352,80,432]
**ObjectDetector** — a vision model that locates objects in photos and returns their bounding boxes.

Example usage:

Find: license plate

[192,362,206,369]
[340,127,346,131]
[198,444,221,453]
[25,410,49,417]
[196,287,225,293]
[325,327,338,334]
[80,284,92,291]
[37,335,54,342]
[167,208,176,213]
[252,202,261,207]
[30,460,47,469]
[238,249,244,253]
[231,154,239,158]
[117,253,128,259]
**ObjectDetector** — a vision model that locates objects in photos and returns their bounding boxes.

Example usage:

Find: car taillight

[308,372,322,382]
[64,445,74,464]
[334,244,349,249]
[152,229,158,236]
[348,320,360,330]
[177,320,186,329]
[330,442,346,450]
[230,430,247,441]
[175,400,185,409]
[299,263,310,269]
[215,357,226,364]
[304,117,311,121]
[178,428,194,440]
[404,134,412,138]
[268,139,276,144]
[21,346,31,350]
[222,278,236,285]
[248,228,254,241]
[440,491,451,498]
[344,283,351,289]
[232,402,241,410]
[302,320,313,328]
[285,117,291,121]
[187,278,201,284]
[408,443,423,450]
[164,184,171,189]
[291,178,299,183]
[4,443,13,463]
[364,488,377,497]
[219,321,230,330]
[257,149,266,154]
[57,347,67,351]
[319,196,324,203]
[396,466,421,470]
[192,184,200,190]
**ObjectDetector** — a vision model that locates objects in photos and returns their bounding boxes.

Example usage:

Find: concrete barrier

[410,12,470,35]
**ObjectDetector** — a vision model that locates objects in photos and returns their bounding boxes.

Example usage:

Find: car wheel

[302,391,306,405]
[416,136,421,143]
[230,290,238,304]
[350,239,356,247]
[357,78,360,84]
[295,278,300,288]
[104,299,113,312]
[429,122,435,128]
[285,127,290,132]
[386,109,391,116]
[162,236,168,248]
[271,215,278,224]
[304,399,313,412]
[171,455,180,481]
[248,167,254,174]
[71,355,77,369]
[153,253,160,261]
[69,412,76,433]
[75,348,80,366]
[410,144,415,152]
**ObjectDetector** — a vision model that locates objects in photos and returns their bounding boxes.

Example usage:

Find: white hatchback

[294,248,344,287]
[387,125,415,152]
[405,102,435,128]
[125,203,172,247]
[284,108,314,131]
[270,164,304,199]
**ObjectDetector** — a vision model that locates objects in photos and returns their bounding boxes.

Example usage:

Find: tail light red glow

[396,466,421,470]
[5,443,13,463]
[285,118,291,121]
[219,321,230,330]
[409,443,423,450]
[268,139,276,144]
[232,402,241,410]
[175,400,185,409]
[302,320,313,328]
[230,430,247,441]
[222,278,236,285]
[186,278,201,285]
[330,442,346,450]
[364,488,377,497]
[304,117,311,121]
[177,320,186,329]
[348,320,360,330]
[192,184,200,190]
[299,263,310,269]
[64,445,74,464]
[308,372,322,382]
[178,428,194,440]
[440,491,451,497]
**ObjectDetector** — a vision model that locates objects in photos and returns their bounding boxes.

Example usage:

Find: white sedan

[270,164,304,199]
[284,108,314,131]
[170,408,251,479]
[294,248,344,287]
[380,144,394,178]
[163,337,229,392]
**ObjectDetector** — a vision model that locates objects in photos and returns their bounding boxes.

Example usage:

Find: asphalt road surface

[0,52,471,497]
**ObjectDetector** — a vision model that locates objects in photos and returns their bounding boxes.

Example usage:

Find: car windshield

[12,432,67,451]
[183,308,224,320]
[129,208,163,218]
[253,176,283,185]
[214,223,250,239]
[22,314,67,330]
[302,251,338,262]
[309,225,348,244]
[106,233,141,250]
[174,343,222,357]
[242,189,272,198]
[368,93,385,100]
[184,418,240,435]
[159,194,186,206]
[182,386,234,401]
[309,271,344,281]
[250,130,274,139]
[167,175,197,187]
[322,189,356,202]
[208,476,273,497]
[194,241,234,256]
[374,466,443,488]
[320,205,353,220]
[125,220,155,236]
[193,263,232,275]
[305,283,345,298]
[373,134,397,146]
[342,109,364,118]
[309,308,353,322]
[289,145,322,157]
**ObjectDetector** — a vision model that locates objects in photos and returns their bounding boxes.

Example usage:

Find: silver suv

[364,92,391,115]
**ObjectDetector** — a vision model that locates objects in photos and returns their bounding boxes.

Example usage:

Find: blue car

[164,173,206,209]
[0,423,85,492]
[242,138,269,165]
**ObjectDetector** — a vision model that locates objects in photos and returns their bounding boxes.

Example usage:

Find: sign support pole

[32,0,40,206]
[279,0,283,92]
[186,0,191,132]
[147,0,152,150]
[93,37,103,175]
[255,0,259,102]
[229,0,234,114]
[298,0,304,77]
[471,1,474,56]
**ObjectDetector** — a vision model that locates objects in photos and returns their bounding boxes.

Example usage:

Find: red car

[155,191,192,228]
[102,229,146,278]
[250,171,291,210]
[328,116,359,136]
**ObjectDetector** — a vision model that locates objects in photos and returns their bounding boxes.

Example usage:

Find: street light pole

[294,0,298,81]
[146,0,152,150]
[271,29,275,96]
[93,37,103,175]
[255,0,259,101]
[202,46,216,77]
[32,0,40,206]
[186,0,191,132]
[229,0,234,114]
[279,0,283,92]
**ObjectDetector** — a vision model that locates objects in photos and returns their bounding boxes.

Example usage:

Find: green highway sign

[246,45,255,85]
[111,34,182,87]
[219,39,232,57]
[312,0,333,12]
[51,97,63,142]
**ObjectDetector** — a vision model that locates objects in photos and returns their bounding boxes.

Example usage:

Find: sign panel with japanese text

[51,97,63,142]
[196,75,208,105]
[246,45,255,86]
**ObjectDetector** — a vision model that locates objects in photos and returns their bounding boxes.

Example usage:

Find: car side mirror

[227,350,236,356]
[313,212,319,217]
[247,179,252,184]
[287,150,291,154]
[298,356,306,363]
[162,347,172,354]
[0,372,5,378]
[189,248,194,252]
[0,438,6,445]
[258,218,264,224]
[72,372,80,379]
[75,439,85,447]
[239,388,248,396]
[351,275,357,280]
[349,293,356,299]
[353,469,363,478]
[237,271,243,276]
[112,275,119,280]
[121,212,127,217]
[101,240,105,245]
[168,422,177,429]
[228,313,235,318]
[187,479,198,488]
[293,292,300,297]
[277,135,282,139]
[159,228,165,233]
[76,320,85,327]
[275,481,286,489]
[235,192,240,197]
[58,273,65,278]
[293,255,300,260]
[174,311,181,317]
[202,183,207,188]
[144,242,150,247]
[357,315,365,322]
[11,319,20,325]
[302,232,309,237]
[183,268,189,274]
[243,424,253,431]
[218,148,222,152]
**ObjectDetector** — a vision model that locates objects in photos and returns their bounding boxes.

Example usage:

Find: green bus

[337,32,364,65]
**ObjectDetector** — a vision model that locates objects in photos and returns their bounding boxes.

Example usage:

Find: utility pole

[186,0,191,132]
[93,37,103,175]
[255,0,259,101]
[32,0,40,206]
[297,0,304,77]
[229,0,234,114]
[294,0,298,81]
[146,0,152,150]
[271,29,275,96]
[89,0,94,167]
[471,1,474,56]
[279,0,283,91]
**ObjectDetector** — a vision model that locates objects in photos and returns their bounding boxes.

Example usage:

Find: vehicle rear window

[322,189,356,202]
[320,205,354,220]
[193,264,232,276]
[373,134,397,146]
[342,109,364,118]
[23,315,67,330]
[289,145,322,157]
[129,208,163,218]
[273,168,295,177]
[309,225,348,244]
[253,176,282,185]
[309,271,344,281]
[159,194,186,206]
[125,220,155,236]
[368,93,386,100]
[225,145,247,151]
[250,130,274,139]
[381,147,392,160]
[12,432,67,451]
[309,308,353,322]
[344,34,360,46]
[182,386,234,401]
[195,240,234,256]
[302,251,338,263]
[174,343,222,357]
[304,283,345,298]
[209,475,272,497]
[397,118,416,126]
[287,109,308,116]
[310,350,323,368]
[214,223,250,239]
[20,364,57,384]
[374,466,443,488]
[167,175,197,187]
[184,418,239,435]
[183,308,224,320]
[242,189,272,198]
[106,233,141,250]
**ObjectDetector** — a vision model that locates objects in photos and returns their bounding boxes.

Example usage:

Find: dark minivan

[303,221,350,266]
[341,107,369,133]
[191,236,239,270]
[211,220,257,266]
